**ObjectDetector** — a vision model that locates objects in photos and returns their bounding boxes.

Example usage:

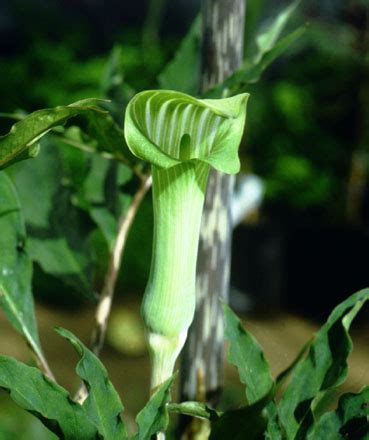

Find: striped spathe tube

[124,90,248,391]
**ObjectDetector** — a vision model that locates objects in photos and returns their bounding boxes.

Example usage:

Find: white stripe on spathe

[133,92,230,161]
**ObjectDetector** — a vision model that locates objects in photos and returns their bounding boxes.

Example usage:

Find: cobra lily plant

[124,89,248,391]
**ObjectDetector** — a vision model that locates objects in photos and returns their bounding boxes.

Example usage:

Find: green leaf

[158,15,201,95]
[275,338,312,391]
[279,288,369,439]
[124,90,248,174]
[209,395,272,440]
[307,386,369,439]
[100,45,136,124]
[265,402,283,440]
[0,99,134,170]
[167,401,221,420]
[253,0,301,64]
[0,172,44,362]
[133,375,176,440]
[10,143,95,299]
[55,328,127,440]
[207,27,305,98]
[223,303,274,404]
[0,356,98,439]
[75,154,133,250]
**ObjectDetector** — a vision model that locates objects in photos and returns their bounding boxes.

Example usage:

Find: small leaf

[158,15,201,95]
[0,172,44,362]
[223,303,275,404]
[253,0,301,64]
[100,45,136,124]
[278,288,369,439]
[0,99,134,170]
[307,386,369,440]
[167,401,221,420]
[0,356,98,439]
[207,27,305,98]
[55,327,127,440]
[133,375,176,440]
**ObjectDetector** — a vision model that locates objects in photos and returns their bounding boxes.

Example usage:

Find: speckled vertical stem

[180,0,246,411]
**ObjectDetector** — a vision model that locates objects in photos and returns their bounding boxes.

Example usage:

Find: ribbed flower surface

[124,89,248,338]
[131,91,224,160]
[125,89,249,173]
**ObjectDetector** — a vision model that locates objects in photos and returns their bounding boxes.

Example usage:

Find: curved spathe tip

[124,90,249,174]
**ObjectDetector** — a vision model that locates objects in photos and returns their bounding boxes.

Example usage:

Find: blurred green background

[0,0,369,438]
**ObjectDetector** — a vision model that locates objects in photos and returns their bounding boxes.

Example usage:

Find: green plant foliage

[75,153,133,251]
[100,45,136,125]
[8,135,134,299]
[307,386,369,439]
[217,291,369,439]
[167,401,221,420]
[55,328,127,440]
[278,288,369,439]
[209,401,268,440]
[0,172,44,361]
[9,143,96,299]
[206,0,304,98]
[0,356,98,439]
[133,375,176,440]
[253,0,300,65]
[158,15,201,96]
[0,99,133,170]
[219,304,276,439]
[223,303,275,404]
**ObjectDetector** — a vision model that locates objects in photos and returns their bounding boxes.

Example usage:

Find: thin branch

[89,173,152,356]
[74,173,152,403]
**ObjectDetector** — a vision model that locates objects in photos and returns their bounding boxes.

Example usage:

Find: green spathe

[124,89,248,388]
[124,90,248,172]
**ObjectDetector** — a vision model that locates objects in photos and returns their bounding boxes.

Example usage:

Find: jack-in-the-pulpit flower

[124,90,248,391]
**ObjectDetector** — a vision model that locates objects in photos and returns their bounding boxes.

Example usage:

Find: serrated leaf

[308,386,369,440]
[0,99,134,170]
[279,288,369,439]
[0,356,98,439]
[158,15,201,95]
[133,375,176,440]
[264,339,312,439]
[55,327,127,440]
[223,303,274,404]
[0,172,45,363]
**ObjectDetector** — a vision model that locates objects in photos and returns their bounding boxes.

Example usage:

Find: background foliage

[0,0,368,438]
